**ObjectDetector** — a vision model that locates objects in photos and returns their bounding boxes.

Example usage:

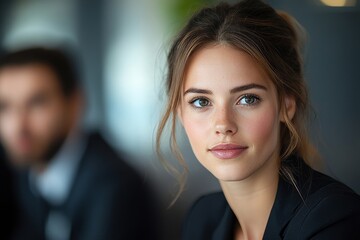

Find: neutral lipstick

[209,144,248,160]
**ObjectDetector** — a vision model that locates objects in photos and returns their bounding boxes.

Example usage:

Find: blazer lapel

[263,157,312,239]
[211,157,312,240]
[211,179,303,240]
[212,204,236,240]
[263,175,303,239]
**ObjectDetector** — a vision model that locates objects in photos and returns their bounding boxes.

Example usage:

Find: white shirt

[29,128,87,240]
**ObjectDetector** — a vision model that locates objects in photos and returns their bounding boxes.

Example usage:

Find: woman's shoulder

[184,191,228,226]
[182,192,231,240]
[303,166,360,208]
[190,191,227,211]
[285,167,360,239]
[283,156,360,204]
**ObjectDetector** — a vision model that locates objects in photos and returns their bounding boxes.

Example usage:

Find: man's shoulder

[83,132,136,171]
[83,132,122,164]
[76,131,144,189]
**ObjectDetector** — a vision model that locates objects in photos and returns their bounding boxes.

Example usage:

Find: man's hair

[0,47,80,96]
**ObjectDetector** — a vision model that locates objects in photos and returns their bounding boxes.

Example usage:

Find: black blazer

[182,157,360,240]
[11,132,158,240]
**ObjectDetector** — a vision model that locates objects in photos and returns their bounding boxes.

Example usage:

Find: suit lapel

[212,203,236,240]
[263,175,303,239]
[211,157,311,240]
[263,157,312,239]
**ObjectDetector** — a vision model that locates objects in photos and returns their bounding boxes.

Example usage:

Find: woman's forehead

[182,45,273,92]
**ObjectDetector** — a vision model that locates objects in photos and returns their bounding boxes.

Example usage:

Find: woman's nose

[214,107,238,136]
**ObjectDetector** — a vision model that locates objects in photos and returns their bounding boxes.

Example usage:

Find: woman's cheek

[244,108,279,147]
[182,114,209,158]
[184,118,205,143]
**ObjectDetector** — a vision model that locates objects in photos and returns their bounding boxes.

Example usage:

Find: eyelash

[189,97,211,109]
[188,94,261,109]
[237,94,261,106]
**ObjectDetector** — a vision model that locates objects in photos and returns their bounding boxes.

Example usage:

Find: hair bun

[277,10,306,57]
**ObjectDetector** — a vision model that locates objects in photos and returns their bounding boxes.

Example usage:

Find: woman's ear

[280,95,296,122]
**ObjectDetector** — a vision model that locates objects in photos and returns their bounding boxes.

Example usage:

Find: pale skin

[178,44,296,240]
[0,64,82,172]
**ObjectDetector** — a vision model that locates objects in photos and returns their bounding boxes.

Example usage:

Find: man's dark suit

[0,146,15,239]
[11,132,158,240]
[182,157,360,240]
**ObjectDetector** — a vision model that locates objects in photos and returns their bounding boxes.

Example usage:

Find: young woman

[157,0,360,239]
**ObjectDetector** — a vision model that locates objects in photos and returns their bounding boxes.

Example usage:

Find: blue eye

[190,98,210,108]
[238,94,260,106]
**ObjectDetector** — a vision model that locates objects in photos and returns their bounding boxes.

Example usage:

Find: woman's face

[179,45,291,182]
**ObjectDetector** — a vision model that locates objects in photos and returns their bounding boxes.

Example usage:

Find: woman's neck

[220,158,279,240]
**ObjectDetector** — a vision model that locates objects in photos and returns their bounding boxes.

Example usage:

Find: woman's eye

[190,98,210,108]
[238,95,260,106]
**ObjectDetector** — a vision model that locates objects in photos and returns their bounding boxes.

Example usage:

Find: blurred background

[0,0,359,239]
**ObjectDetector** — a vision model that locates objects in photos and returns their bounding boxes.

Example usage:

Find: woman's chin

[210,166,253,182]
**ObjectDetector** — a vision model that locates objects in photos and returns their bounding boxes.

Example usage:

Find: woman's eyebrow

[184,83,267,96]
[230,83,267,93]
[184,88,212,96]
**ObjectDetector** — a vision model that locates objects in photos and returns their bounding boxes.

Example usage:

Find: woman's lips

[209,144,248,160]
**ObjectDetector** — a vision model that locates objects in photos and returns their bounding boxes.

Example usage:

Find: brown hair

[156,0,318,201]
[0,47,80,97]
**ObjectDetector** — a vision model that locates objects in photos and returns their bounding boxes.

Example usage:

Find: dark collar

[264,157,313,239]
[212,204,235,240]
[212,157,312,240]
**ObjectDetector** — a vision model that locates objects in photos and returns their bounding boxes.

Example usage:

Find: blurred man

[0,47,157,240]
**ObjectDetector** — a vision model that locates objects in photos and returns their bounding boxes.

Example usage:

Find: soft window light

[320,0,357,7]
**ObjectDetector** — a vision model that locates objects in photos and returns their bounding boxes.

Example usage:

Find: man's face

[0,64,76,168]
